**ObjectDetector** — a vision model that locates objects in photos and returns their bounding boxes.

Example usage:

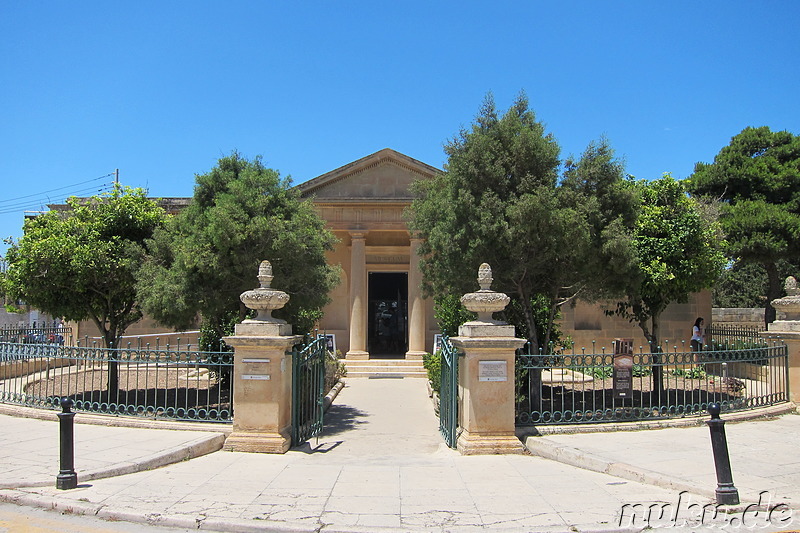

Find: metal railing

[0,340,233,423]
[291,335,327,446]
[0,326,72,345]
[438,335,460,449]
[707,324,765,343]
[516,338,788,426]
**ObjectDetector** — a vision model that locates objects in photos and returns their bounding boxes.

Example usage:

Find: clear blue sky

[1,2,798,256]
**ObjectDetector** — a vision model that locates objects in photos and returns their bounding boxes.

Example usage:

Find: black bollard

[56,397,78,490]
[706,403,739,505]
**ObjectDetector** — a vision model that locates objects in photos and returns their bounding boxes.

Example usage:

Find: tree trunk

[520,290,542,414]
[650,314,663,401]
[764,261,781,327]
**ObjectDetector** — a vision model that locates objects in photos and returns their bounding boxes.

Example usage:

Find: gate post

[450,264,526,455]
[763,276,800,402]
[222,261,302,454]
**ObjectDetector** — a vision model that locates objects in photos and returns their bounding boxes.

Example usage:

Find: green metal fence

[0,338,233,423]
[0,325,72,345]
[438,335,460,448]
[291,334,327,446]
[516,338,788,426]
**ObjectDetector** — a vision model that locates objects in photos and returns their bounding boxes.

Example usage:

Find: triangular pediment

[296,148,440,202]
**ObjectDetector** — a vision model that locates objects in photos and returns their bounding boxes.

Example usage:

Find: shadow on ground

[318,404,369,437]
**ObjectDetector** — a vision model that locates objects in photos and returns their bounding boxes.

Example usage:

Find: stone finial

[258,260,274,288]
[460,263,510,325]
[785,276,798,296]
[478,263,493,290]
[239,260,290,324]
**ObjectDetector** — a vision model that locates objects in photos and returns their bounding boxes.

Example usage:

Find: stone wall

[711,308,765,329]
[558,290,712,352]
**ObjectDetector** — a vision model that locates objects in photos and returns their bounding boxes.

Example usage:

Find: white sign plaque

[479,361,507,382]
[242,374,271,381]
[242,358,270,364]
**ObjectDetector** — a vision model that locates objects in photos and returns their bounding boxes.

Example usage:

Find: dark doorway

[368,272,408,357]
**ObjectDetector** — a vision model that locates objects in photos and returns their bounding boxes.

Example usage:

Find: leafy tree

[609,175,725,395]
[138,152,340,342]
[713,259,798,309]
[1,185,166,397]
[408,94,636,352]
[560,139,640,303]
[686,126,800,324]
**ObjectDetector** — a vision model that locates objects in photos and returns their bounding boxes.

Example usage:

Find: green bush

[325,349,347,392]
[671,366,707,379]
[423,351,442,393]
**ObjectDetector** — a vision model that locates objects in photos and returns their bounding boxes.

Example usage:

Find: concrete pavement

[0,378,798,532]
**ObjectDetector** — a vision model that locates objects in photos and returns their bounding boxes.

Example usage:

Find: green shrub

[325,349,347,391]
[671,366,707,379]
[423,351,442,393]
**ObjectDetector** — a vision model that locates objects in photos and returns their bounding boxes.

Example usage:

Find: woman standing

[691,317,705,351]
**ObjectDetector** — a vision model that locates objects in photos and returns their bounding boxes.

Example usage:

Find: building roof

[296,148,440,203]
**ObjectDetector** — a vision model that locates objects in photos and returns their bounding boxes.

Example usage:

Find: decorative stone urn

[769,276,800,331]
[460,263,511,324]
[234,260,292,336]
[459,263,513,336]
[240,260,290,324]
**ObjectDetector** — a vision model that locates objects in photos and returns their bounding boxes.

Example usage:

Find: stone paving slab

[0,411,226,488]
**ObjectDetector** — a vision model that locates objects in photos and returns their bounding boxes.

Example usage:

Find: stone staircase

[342,358,427,379]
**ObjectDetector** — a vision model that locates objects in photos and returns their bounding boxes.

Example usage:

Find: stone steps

[343,358,427,379]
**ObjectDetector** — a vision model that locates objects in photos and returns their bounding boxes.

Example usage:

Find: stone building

[296,149,439,362]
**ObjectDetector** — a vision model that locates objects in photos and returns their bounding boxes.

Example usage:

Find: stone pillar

[762,276,800,403]
[406,237,426,360]
[222,261,302,454]
[347,231,369,360]
[451,264,526,455]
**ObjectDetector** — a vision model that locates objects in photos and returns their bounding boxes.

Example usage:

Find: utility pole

[114,168,119,185]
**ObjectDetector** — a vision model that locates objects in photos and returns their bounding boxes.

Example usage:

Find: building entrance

[367,272,408,357]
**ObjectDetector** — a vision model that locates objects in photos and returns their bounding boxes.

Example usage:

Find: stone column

[346,231,369,360]
[406,237,426,360]
[451,264,526,455]
[223,261,302,454]
[762,276,800,403]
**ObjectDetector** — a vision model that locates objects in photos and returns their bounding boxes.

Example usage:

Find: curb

[0,490,320,532]
[0,403,233,434]
[0,432,226,489]
[517,402,796,437]
[523,434,717,501]
[323,380,345,412]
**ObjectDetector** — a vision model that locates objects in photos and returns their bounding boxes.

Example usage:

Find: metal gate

[439,335,460,448]
[291,334,327,446]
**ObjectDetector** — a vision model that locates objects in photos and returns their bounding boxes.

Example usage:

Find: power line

[0,173,114,206]
[0,183,115,216]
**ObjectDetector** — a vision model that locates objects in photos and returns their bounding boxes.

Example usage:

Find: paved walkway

[0,378,798,532]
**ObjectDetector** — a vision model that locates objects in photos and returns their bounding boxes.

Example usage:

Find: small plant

[423,351,442,393]
[325,349,346,391]
[671,367,706,379]
[576,366,612,379]
[685,366,707,379]
[723,376,745,394]
[632,364,652,377]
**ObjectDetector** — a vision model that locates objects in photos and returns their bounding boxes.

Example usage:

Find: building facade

[297,148,439,360]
